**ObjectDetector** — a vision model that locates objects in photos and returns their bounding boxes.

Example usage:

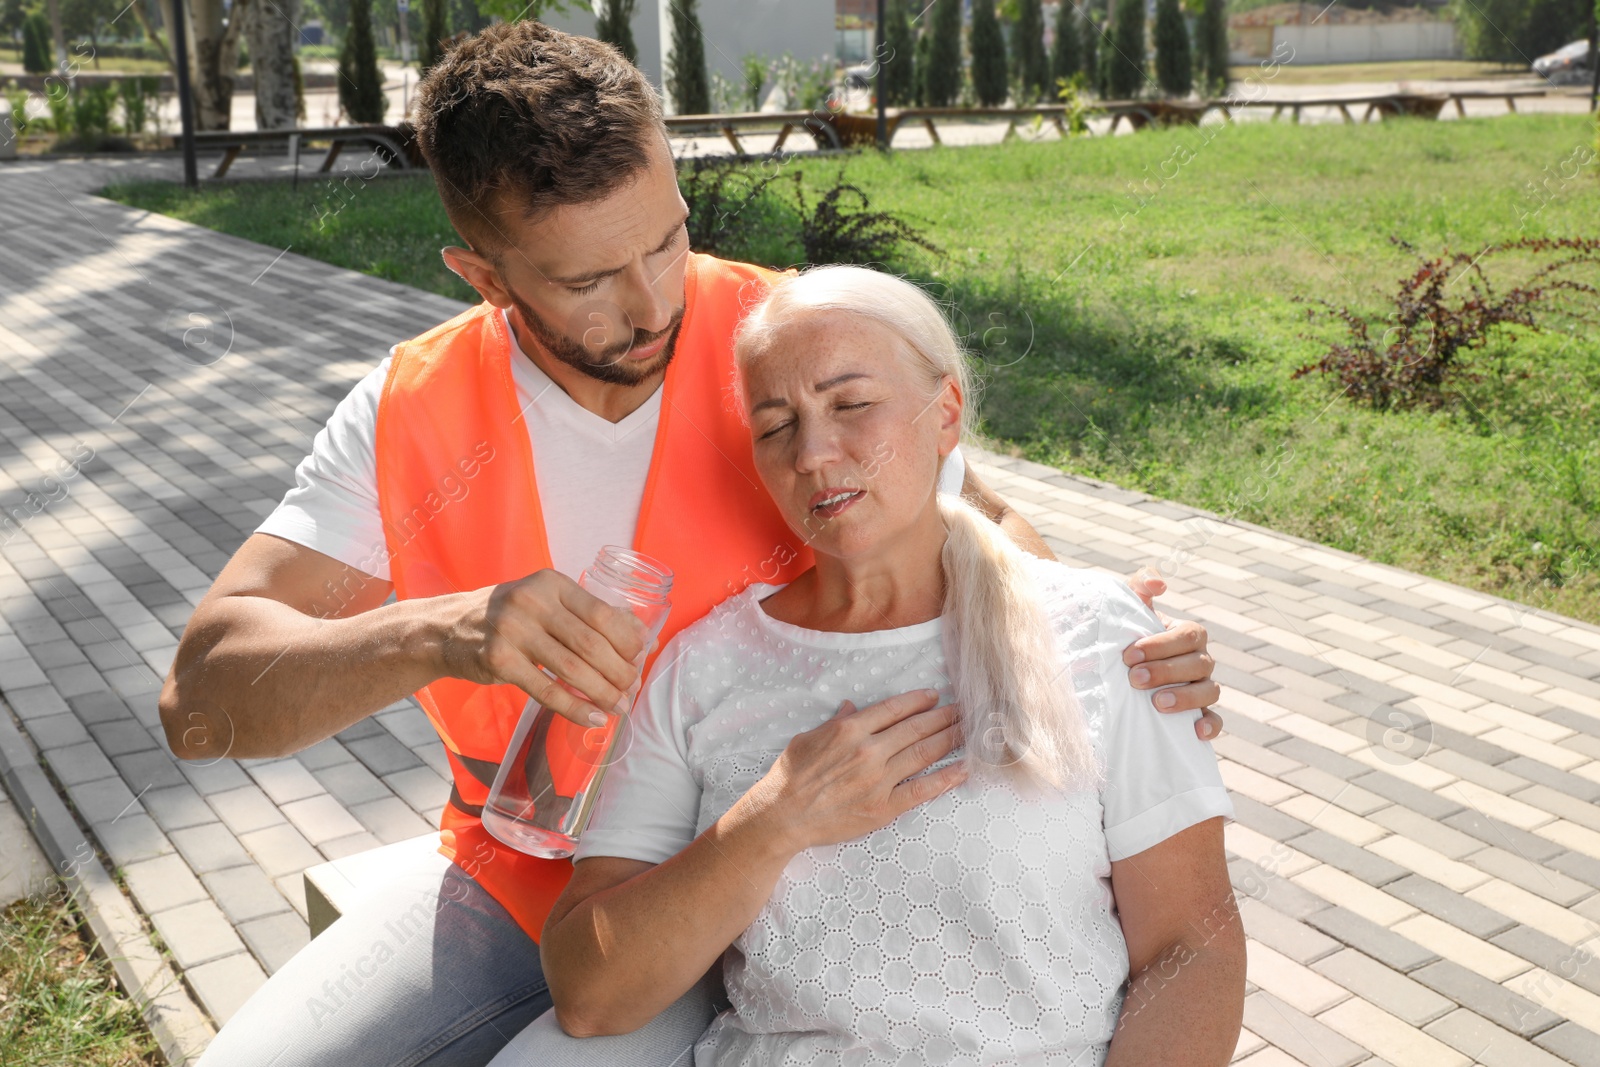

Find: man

[163,20,1222,1067]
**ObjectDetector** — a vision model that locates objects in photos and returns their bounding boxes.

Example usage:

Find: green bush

[741,52,766,111]
[44,81,69,135]
[5,79,30,137]
[1153,0,1192,96]
[71,82,114,134]
[970,0,1008,106]
[117,75,159,136]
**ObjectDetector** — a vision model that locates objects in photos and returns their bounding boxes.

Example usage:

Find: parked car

[1532,39,1595,86]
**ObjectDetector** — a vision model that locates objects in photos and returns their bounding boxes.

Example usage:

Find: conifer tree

[419,0,452,75]
[883,0,917,106]
[1015,0,1049,101]
[970,0,1008,106]
[667,0,710,115]
[921,0,964,107]
[1106,0,1146,99]
[22,10,50,73]
[1153,0,1192,96]
[596,0,638,64]
[338,0,386,123]
[1194,0,1230,96]
[1051,0,1083,87]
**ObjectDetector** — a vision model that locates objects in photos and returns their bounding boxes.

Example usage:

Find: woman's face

[742,312,963,560]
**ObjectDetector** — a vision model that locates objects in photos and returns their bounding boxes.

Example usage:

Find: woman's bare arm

[1105,817,1245,1067]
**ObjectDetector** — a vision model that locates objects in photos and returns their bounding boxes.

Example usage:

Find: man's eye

[569,280,601,296]
[838,401,870,411]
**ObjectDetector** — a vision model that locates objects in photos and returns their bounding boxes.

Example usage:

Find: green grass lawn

[0,888,160,1065]
[102,113,1600,624]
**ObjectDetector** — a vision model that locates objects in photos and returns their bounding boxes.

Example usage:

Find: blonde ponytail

[938,494,1097,790]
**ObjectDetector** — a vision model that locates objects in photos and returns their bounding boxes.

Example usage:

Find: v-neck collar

[502,307,664,443]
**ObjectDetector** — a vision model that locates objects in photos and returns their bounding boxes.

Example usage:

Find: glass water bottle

[481,547,673,858]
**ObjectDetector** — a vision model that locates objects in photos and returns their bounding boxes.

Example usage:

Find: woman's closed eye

[757,402,873,440]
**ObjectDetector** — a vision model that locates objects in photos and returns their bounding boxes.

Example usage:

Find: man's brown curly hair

[414,20,666,254]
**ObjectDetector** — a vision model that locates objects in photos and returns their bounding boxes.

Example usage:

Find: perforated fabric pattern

[687,563,1148,1066]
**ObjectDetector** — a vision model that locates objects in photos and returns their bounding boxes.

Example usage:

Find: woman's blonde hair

[733,265,1096,790]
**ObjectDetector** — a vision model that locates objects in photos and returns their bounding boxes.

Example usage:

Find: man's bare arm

[158,534,647,761]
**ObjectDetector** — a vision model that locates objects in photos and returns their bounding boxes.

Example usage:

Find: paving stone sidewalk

[4,154,1600,1066]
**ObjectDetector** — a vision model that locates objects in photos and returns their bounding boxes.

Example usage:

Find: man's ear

[442,246,513,308]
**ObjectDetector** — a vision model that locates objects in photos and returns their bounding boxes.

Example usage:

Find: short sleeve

[1085,574,1233,861]
[575,633,703,865]
[255,356,393,580]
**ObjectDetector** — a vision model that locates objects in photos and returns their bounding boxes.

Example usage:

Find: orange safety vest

[374,252,813,942]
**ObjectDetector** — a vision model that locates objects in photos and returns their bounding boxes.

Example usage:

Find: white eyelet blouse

[578,555,1234,1066]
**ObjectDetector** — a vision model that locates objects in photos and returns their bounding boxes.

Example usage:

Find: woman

[532,266,1244,1065]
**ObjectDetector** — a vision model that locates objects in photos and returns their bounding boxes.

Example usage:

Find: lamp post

[170,0,197,188]
[875,0,886,149]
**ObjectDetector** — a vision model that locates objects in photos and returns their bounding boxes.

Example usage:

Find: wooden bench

[303,832,443,937]
[174,124,421,180]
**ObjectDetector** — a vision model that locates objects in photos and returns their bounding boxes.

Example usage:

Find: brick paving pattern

[4,155,1600,1064]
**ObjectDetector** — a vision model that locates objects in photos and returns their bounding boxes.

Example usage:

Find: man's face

[477,136,692,386]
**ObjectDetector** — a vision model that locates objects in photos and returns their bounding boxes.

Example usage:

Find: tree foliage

[1153,0,1192,96]
[595,0,637,64]
[970,0,1008,106]
[22,9,51,73]
[921,0,963,106]
[338,0,386,123]
[1014,0,1049,100]
[1194,0,1229,96]
[1051,0,1083,85]
[667,0,709,115]
[420,0,453,73]
[1451,0,1592,63]
[1106,0,1145,99]
[882,0,917,106]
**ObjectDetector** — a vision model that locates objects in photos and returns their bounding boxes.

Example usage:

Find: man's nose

[621,258,675,335]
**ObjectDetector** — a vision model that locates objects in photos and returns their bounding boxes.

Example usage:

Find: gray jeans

[195,850,710,1067]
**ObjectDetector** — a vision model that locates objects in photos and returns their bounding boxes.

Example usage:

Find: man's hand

[442,570,652,727]
[1125,567,1223,741]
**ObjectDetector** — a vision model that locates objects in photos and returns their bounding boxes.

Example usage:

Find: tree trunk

[186,0,251,130]
[248,0,302,129]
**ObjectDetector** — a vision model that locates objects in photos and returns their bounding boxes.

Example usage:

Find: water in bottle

[481,547,673,858]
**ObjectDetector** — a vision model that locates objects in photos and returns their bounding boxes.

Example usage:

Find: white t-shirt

[578,556,1234,1067]
[256,309,968,581]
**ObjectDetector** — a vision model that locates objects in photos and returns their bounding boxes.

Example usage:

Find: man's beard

[508,290,685,386]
